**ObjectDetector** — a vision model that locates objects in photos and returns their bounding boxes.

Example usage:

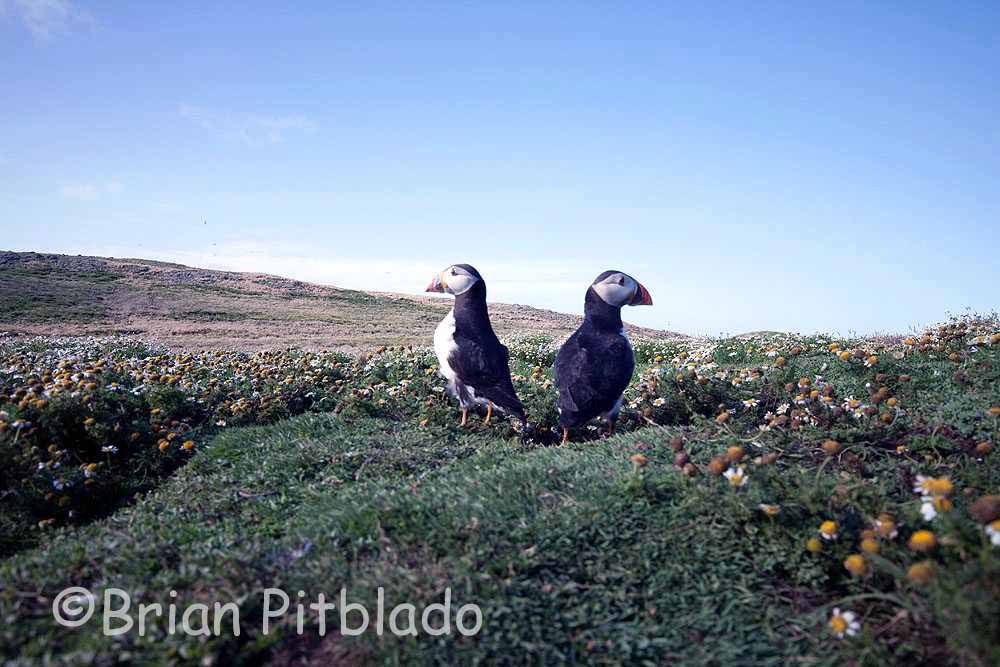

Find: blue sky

[2,2,998,335]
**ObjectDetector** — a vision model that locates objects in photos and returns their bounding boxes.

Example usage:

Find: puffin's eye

[618,276,625,286]
[451,269,457,276]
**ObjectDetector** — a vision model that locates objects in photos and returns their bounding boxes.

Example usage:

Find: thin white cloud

[59,181,124,201]
[161,242,583,296]
[179,104,317,145]
[59,184,99,201]
[1,0,92,39]
[56,241,587,308]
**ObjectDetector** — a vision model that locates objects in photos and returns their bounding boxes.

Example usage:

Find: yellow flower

[821,440,841,456]
[932,496,953,513]
[907,561,934,586]
[182,440,195,451]
[914,476,953,497]
[844,554,868,576]
[707,457,729,476]
[806,537,823,553]
[819,520,838,540]
[758,503,781,517]
[860,538,880,554]
[157,440,170,452]
[908,530,937,552]
[83,417,96,426]
[928,479,953,497]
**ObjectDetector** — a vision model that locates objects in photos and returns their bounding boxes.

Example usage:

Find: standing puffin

[425,264,526,428]
[555,270,653,444]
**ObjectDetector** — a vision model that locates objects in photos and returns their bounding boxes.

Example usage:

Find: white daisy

[723,466,748,487]
[987,520,1000,547]
[913,474,931,496]
[829,608,860,638]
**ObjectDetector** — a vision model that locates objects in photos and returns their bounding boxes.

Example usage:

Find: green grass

[0,267,116,322]
[0,294,107,323]
[1,317,998,665]
[1,267,120,283]
[176,309,257,322]
[0,415,811,665]
[2,411,997,665]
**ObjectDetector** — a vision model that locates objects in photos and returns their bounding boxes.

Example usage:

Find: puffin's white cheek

[593,282,634,307]
[447,274,476,295]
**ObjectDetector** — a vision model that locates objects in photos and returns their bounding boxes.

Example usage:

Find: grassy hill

[3,414,825,665]
[0,251,680,351]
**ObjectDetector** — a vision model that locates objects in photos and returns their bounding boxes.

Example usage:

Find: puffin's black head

[589,270,653,308]
[425,264,484,296]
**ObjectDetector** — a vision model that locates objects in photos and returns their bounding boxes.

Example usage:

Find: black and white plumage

[554,270,653,443]
[426,264,526,427]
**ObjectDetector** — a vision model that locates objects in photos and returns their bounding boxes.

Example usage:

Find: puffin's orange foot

[561,427,569,446]
[483,403,493,425]
[459,409,468,427]
[607,422,615,437]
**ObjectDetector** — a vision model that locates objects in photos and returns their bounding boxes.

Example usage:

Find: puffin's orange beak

[631,282,653,306]
[425,274,444,293]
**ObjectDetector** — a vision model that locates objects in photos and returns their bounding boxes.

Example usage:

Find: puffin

[554,270,653,444]
[425,264,526,428]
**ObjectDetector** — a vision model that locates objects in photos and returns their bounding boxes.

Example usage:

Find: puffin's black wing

[555,329,634,427]
[449,333,525,418]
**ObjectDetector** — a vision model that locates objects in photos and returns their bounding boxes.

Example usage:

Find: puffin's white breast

[433,309,459,383]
